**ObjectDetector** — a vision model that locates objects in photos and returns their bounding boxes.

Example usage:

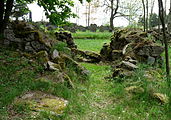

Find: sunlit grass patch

[73,31,112,39]
[74,39,110,53]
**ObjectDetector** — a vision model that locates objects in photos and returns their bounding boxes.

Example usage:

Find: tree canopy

[0,0,91,36]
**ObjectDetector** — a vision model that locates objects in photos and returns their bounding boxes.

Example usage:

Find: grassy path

[69,63,118,120]
[66,63,168,120]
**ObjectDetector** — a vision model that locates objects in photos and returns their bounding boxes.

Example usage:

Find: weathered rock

[47,61,61,71]
[84,51,101,63]
[12,91,68,116]
[113,68,134,78]
[34,51,49,65]
[51,49,60,60]
[61,54,89,76]
[72,48,101,63]
[31,41,48,52]
[111,50,123,60]
[121,61,138,70]
[25,42,35,52]
[55,32,77,48]
[3,21,51,53]
[124,56,138,65]
[100,43,112,61]
[112,59,138,78]
[135,45,164,57]
[100,28,164,65]
[36,98,68,115]
[147,56,156,65]
[152,93,169,104]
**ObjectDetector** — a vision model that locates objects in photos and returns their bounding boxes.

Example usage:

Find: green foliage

[110,64,169,119]
[37,0,90,26]
[0,46,90,119]
[149,13,160,28]
[2,0,91,28]
[12,2,30,19]
[138,13,162,28]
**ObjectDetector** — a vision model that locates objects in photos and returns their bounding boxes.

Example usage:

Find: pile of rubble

[2,21,89,88]
[71,48,101,63]
[100,28,164,77]
[4,21,53,53]
[54,31,101,63]
[55,32,77,49]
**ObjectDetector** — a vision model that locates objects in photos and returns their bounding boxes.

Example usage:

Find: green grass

[71,34,170,119]
[110,64,169,120]
[0,47,44,119]
[65,63,114,119]
[73,31,112,39]
[0,47,89,119]
[74,39,110,53]
[1,31,170,119]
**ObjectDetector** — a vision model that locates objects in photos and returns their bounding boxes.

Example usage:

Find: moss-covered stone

[101,28,164,65]
[152,93,169,104]
[111,50,123,60]
[35,98,68,115]
[34,51,49,65]
[52,63,62,71]
[11,91,68,117]
[72,48,101,63]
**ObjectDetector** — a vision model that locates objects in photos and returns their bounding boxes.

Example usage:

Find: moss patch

[9,91,68,119]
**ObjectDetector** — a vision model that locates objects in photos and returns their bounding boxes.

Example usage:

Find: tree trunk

[110,15,114,30]
[158,0,170,78]
[146,0,149,31]
[150,0,155,29]
[142,0,146,32]
[168,0,171,33]
[88,2,90,26]
[110,0,114,30]
[29,11,32,22]
[0,0,5,37]
[164,0,167,23]
[0,0,14,38]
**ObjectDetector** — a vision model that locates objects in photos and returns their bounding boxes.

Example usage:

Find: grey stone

[136,45,164,57]
[31,41,47,52]
[47,61,59,71]
[3,39,10,46]
[4,29,22,43]
[124,56,138,65]
[25,46,34,52]
[52,49,60,60]
[151,46,164,57]
[24,24,35,31]
[24,33,35,42]
[122,61,138,70]
[147,56,155,65]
